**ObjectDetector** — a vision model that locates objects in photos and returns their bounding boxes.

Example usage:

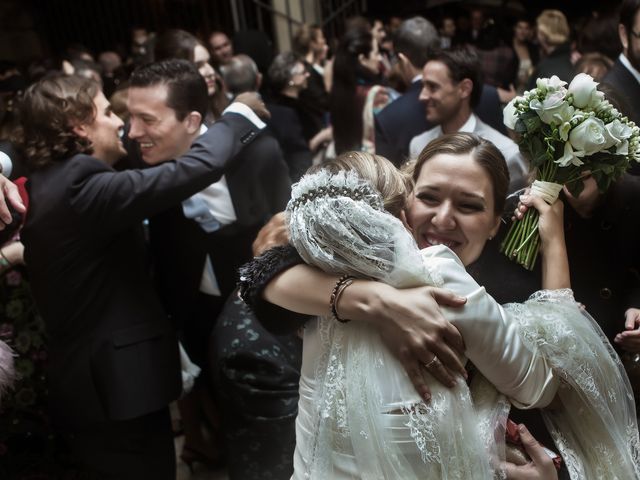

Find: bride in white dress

[276,135,639,479]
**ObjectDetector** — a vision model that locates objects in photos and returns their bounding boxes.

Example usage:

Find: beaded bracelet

[330,274,355,323]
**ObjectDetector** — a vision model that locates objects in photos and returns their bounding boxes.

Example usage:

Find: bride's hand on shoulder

[361,282,467,401]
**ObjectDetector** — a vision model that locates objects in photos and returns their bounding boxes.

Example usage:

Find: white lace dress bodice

[293,246,558,479]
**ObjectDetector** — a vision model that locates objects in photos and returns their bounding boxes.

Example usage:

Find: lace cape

[287,169,640,479]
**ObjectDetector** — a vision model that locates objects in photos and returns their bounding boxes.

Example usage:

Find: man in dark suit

[604,0,640,126]
[126,57,290,468]
[19,62,266,479]
[126,55,291,366]
[374,16,505,167]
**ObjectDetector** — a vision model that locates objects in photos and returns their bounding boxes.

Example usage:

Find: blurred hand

[365,283,467,401]
[1,240,24,266]
[562,175,600,219]
[615,308,640,353]
[0,176,26,229]
[235,91,270,119]
[503,424,558,480]
[252,212,289,257]
[498,84,517,104]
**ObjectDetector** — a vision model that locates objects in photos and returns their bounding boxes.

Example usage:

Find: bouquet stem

[500,161,558,270]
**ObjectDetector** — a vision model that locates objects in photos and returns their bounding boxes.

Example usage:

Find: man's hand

[0,176,26,229]
[503,425,558,480]
[235,92,270,119]
[364,283,467,401]
[252,212,289,257]
[615,308,640,352]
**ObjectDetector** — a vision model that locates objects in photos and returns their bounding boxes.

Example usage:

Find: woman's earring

[488,235,493,240]
[288,80,295,86]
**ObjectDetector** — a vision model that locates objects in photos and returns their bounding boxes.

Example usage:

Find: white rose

[556,141,585,167]
[503,98,519,130]
[536,75,567,92]
[569,117,617,155]
[605,119,633,142]
[568,73,602,109]
[530,91,573,125]
[616,140,629,155]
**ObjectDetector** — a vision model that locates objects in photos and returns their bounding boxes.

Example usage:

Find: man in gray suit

[409,48,528,194]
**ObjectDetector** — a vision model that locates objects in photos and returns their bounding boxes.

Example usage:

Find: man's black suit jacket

[374,80,505,166]
[604,58,640,126]
[146,129,291,330]
[21,113,260,430]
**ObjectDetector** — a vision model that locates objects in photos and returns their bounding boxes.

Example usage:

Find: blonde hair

[314,151,412,217]
[537,10,570,46]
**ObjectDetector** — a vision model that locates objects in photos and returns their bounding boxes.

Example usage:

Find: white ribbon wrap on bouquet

[530,180,563,204]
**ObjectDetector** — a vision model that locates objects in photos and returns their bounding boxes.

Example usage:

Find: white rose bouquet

[501,73,640,270]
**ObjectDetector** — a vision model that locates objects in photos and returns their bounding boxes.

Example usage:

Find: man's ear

[619,24,629,51]
[256,72,263,91]
[184,111,203,135]
[458,78,474,102]
[72,123,90,139]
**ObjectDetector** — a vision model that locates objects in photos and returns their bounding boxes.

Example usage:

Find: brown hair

[537,10,570,47]
[292,23,323,56]
[412,133,510,215]
[17,74,99,171]
[316,151,412,217]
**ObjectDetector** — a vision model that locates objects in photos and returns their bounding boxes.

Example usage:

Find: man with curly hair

[18,60,266,479]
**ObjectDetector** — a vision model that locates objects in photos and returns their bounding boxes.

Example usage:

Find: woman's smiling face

[406,151,501,266]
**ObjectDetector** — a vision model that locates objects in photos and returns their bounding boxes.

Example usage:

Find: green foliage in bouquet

[501,74,640,269]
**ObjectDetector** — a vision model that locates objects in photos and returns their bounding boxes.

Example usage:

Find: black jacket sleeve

[238,244,312,334]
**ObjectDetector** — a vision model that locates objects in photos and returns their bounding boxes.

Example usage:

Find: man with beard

[18,62,266,479]
[604,0,640,126]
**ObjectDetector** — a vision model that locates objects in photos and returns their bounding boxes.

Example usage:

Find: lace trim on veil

[288,170,505,479]
[504,291,640,479]
[288,169,640,479]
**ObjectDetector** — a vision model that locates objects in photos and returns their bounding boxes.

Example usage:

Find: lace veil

[287,169,506,479]
[287,167,640,479]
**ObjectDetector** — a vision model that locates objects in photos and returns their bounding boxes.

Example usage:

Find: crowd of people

[0,1,640,479]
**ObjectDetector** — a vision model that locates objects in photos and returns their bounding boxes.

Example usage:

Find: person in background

[575,52,613,81]
[511,18,539,93]
[18,67,266,479]
[329,25,391,155]
[439,16,457,49]
[525,10,574,89]
[208,31,234,69]
[604,0,640,126]
[291,23,329,136]
[155,29,229,124]
[266,52,316,182]
[409,48,527,193]
[98,51,124,98]
[374,16,506,167]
